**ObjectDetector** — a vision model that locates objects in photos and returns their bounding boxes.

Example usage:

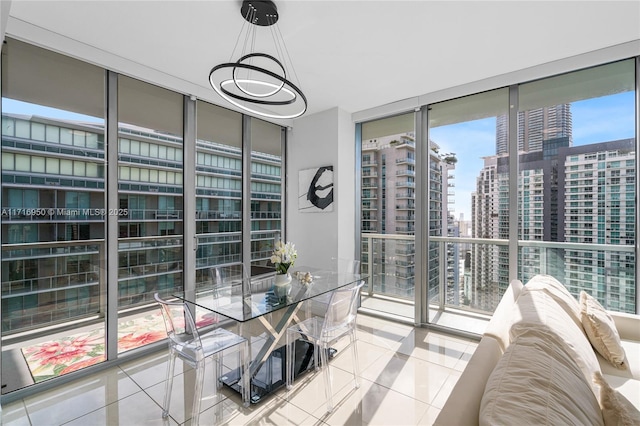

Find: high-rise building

[1,113,283,334]
[496,105,573,154]
[476,122,636,313]
[469,105,574,311]
[558,139,636,313]
[360,133,456,300]
[470,156,502,310]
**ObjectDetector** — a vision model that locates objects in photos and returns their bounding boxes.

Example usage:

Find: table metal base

[220,339,336,404]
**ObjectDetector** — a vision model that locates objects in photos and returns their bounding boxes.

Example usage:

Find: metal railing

[361,233,637,317]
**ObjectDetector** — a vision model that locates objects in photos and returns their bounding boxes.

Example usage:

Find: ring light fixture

[209,1,308,119]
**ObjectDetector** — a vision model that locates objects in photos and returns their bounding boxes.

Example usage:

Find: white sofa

[435,275,640,425]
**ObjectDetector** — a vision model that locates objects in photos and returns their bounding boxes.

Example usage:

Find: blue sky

[430,91,636,221]
[2,99,103,123]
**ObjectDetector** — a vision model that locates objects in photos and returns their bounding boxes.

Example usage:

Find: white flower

[271,241,298,274]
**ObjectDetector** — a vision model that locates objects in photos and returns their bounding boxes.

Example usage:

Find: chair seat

[290,316,354,344]
[176,327,248,365]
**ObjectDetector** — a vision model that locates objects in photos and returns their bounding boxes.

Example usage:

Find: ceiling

[4,1,640,124]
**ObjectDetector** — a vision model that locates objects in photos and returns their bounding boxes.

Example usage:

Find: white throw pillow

[480,328,604,426]
[580,291,627,369]
[593,372,640,426]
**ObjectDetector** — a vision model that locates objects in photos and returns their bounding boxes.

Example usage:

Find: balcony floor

[1,314,478,425]
[361,294,491,336]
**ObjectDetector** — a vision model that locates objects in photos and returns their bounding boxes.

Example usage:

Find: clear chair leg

[320,342,333,413]
[192,361,205,425]
[286,330,293,389]
[314,341,320,371]
[216,353,223,390]
[351,331,361,388]
[162,352,176,418]
[241,340,251,407]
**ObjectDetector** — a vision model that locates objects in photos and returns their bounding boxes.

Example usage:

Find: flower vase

[273,273,292,298]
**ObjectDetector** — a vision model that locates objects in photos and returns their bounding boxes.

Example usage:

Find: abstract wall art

[298,165,334,213]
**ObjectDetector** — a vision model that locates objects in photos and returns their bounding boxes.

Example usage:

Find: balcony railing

[395,157,415,165]
[361,233,637,318]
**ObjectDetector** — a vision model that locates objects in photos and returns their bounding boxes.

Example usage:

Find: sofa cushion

[524,274,582,329]
[479,328,604,426]
[483,279,523,351]
[509,287,602,390]
[581,291,627,369]
[611,311,640,341]
[594,372,640,426]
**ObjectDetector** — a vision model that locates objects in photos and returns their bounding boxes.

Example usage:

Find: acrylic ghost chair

[210,263,252,301]
[154,293,250,424]
[305,258,361,319]
[286,280,365,413]
[332,258,361,276]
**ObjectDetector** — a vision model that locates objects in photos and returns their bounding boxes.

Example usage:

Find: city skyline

[430,91,636,221]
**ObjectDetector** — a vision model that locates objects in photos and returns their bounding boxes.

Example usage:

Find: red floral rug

[21,310,218,383]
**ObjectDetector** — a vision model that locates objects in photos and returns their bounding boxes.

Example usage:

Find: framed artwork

[298,166,334,213]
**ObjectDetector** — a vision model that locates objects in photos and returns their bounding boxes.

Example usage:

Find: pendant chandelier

[209,0,307,120]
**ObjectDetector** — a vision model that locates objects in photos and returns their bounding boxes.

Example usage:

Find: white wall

[287,107,356,270]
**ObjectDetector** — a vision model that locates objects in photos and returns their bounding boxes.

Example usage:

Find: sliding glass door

[359,58,638,332]
[359,113,416,320]
[427,89,510,331]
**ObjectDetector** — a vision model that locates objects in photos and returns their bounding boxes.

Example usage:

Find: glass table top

[173,266,366,323]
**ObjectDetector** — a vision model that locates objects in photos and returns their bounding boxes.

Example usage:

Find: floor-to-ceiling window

[1,39,107,392]
[359,58,638,330]
[517,59,637,314]
[194,101,243,289]
[0,38,288,399]
[250,118,284,269]
[427,89,510,331]
[359,113,416,320]
[116,76,184,351]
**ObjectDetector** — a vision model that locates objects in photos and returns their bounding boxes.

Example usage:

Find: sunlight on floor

[1,314,478,425]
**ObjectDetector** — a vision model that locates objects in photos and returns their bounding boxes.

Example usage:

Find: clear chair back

[322,280,365,334]
[210,263,251,298]
[331,257,361,275]
[155,295,203,363]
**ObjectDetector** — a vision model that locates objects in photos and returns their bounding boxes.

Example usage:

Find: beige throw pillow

[580,291,627,369]
[593,372,640,426]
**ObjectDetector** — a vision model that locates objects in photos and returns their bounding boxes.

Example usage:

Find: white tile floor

[1,315,478,426]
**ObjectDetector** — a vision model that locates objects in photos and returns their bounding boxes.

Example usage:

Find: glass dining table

[172,266,365,404]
